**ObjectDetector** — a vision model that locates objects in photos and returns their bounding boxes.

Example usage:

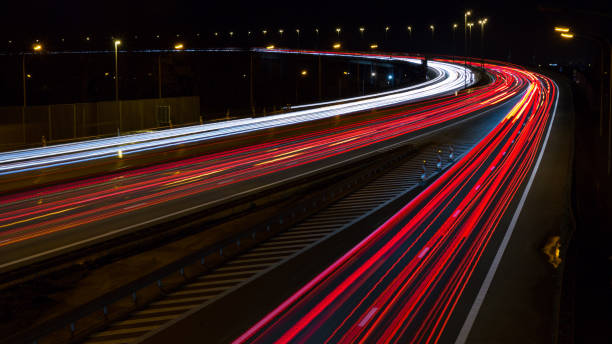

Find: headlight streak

[234,64,557,344]
[0,63,520,250]
[0,50,472,177]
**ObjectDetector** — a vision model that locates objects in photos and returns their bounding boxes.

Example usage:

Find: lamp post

[429,25,435,39]
[336,27,341,38]
[21,43,42,142]
[385,26,390,41]
[467,22,474,62]
[359,27,365,38]
[407,26,412,40]
[452,23,458,62]
[464,10,471,88]
[114,40,121,102]
[114,39,121,133]
[478,18,488,68]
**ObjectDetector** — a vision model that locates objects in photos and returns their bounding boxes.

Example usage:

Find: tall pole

[479,21,484,68]
[608,47,611,175]
[114,41,120,101]
[157,54,162,98]
[22,54,26,143]
[22,54,26,107]
[250,52,255,114]
[464,11,471,88]
[114,40,121,132]
[599,47,604,137]
[452,24,457,63]
[318,55,322,100]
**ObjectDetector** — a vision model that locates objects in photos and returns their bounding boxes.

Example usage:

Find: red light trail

[0,60,521,256]
[234,63,558,344]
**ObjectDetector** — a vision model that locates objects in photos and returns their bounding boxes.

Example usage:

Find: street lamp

[113,39,122,133]
[429,25,435,38]
[114,40,121,102]
[279,29,284,38]
[385,26,390,41]
[453,23,458,61]
[359,27,365,38]
[467,22,474,56]
[336,27,341,38]
[464,10,472,87]
[478,18,488,68]
[407,26,412,39]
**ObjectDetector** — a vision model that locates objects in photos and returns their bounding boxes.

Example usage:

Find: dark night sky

[1,1,610,65]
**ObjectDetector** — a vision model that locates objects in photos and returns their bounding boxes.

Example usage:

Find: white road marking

[359,307,379,327]
[455,81,559,344]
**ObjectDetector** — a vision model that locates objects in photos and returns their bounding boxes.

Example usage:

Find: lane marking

[417,247,430,259]
[455,81,560,344]
[123,202,148,210]
[359,307,379,327]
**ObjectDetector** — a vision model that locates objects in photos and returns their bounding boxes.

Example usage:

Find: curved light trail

[0,61,512,271]
[234,62,558,344]
[0,51,472,176]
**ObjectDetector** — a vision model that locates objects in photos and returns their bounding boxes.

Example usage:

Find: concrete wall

[0,96,200,145]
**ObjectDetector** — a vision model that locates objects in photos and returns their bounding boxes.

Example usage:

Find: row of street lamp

[16,20,492,53]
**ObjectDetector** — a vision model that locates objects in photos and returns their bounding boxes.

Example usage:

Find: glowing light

[554,27,570,33]
[32,44,42,51]
[333,43,341,49]
[300,69,308,76]
[560,33,574,39]
[174,43,184,50]
[114,40,121,46]
[266,45,275,49]
[370,43,378,49]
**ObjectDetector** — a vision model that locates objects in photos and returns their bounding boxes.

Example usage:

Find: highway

[233,64,558,343]
[0,58,515,275]
[0,52,469,177]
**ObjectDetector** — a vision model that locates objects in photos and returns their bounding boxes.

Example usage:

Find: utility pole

[250,52,255,115]
[464,11,471,88]
[318,55,322,100]
[21,54,26,143]
[157,55,162,98]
